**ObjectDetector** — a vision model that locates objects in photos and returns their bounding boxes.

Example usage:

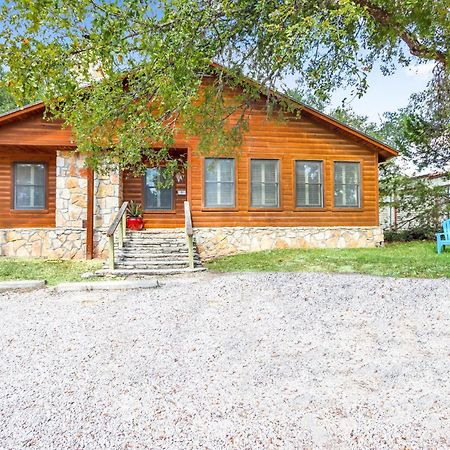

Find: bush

[384,227,436,242]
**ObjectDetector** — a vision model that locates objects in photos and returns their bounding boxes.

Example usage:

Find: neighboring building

[0,78,397,268]
[380,171,450,230]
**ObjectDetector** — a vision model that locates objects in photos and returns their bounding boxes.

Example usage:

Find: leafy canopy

[0,0,448,173]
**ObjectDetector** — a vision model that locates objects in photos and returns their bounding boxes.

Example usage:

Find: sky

[284,61,434,123]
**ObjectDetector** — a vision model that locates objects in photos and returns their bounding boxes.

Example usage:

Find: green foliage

[0,1,447,172]
[126,200,143,218]
[0,258,102,285]
[401,78,450,168]
[206,242,450,279]
[380,172,450,231]
[0,68,16,113]
[384,228,436,243]
[284,87,408,151]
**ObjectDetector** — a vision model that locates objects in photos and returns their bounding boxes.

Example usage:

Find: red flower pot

[126,216,144,231]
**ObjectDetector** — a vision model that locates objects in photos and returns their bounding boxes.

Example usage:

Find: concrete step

[116,262,194,269]
[127,229,184,234]
[116,241,187,248]
[117,241,187,247]
[110,263,203,270]
[96,267,206,276]
[122,240,187,245]
[116,252,199,261]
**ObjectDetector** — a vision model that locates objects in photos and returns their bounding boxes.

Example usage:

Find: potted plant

[126,201,144,231]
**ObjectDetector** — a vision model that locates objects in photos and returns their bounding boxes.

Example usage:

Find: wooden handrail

[184,201,194,269]
[107,201,129,270]
[184,201,193,236]
[107,202,129,237]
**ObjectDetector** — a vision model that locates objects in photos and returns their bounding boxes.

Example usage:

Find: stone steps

[107,229,202,274]
[97,267,206,276]
[117,252,200,261]
[114,261,202,270]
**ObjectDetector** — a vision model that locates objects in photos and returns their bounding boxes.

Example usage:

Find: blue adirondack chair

[436,219,450,254]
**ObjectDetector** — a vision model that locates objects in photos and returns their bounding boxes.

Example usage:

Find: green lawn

[0,258,103,286]
[206,241,450,279]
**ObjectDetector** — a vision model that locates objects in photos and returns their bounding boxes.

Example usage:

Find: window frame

[295,160,324,209]
[249,158,281,209]
[203,157,236,209]
[12,161,48,211]
[142,167,176,213]
[333,161,362,209]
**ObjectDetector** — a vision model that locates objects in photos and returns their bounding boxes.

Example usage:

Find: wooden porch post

[86,168,94,259]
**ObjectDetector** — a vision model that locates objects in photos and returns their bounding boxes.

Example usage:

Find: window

[334,161,361,207]
[296,161,323,207]
[204,158,235,207]
[251,159,280,207]
[13,163,46,210]
[144,167,173,210]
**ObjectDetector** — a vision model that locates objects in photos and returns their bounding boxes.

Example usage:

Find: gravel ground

[0,272,449,449]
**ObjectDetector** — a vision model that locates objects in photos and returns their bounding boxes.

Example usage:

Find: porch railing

[106,201,129,270]
[184,201,194,269]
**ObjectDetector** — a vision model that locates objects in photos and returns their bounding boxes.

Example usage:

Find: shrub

[384,227,436,242]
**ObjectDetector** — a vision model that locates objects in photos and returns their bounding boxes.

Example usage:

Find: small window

[251,159,280,208]
[13,163,46,210]
[296,161,323,207]
[334,162,361,207]
[144,168,173,210]
[204,158,235,207]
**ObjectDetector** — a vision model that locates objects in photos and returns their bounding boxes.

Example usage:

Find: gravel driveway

[1,272,449,449]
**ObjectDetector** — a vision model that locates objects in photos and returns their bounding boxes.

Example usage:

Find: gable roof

[0,101,45,125]
[0,76,398,161]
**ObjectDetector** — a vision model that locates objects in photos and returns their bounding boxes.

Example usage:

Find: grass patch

[205,241,450,279]
[0,258,103,286]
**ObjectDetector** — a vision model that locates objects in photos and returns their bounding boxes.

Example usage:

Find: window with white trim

[204,158,235,207]
[144,167,173,210]
[334,161,361,207]
[13,163,46,210]
[251,159,279,207]
[296,160,323,207]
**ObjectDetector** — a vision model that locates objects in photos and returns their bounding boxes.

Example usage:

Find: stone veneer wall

[56,151,88,228]
[0,150,116,259]
[0,229,108,259]
[194,226,384,260]
[95,170,121,228]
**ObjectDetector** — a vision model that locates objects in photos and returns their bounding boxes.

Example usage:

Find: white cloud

[404,62,435,79]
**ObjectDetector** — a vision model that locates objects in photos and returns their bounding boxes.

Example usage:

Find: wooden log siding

[0,109,74,148]
[0,146,56,228]
[122,151,187,228]
[0,83,393,231]
[121,106,381,228]
[185,106,380,228]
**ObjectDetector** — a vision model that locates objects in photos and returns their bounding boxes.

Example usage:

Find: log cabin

[0,78,397,272]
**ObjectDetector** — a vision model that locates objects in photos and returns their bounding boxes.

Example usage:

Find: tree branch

[353,0,447,67]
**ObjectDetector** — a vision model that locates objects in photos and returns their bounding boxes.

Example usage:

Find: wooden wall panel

[0,147,56,228]
[122,151,187,228]
[0,85,384,230]
[184,101,380,228]
[0,111,74,147]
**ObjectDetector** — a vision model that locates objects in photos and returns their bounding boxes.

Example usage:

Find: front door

[143,167,174,211]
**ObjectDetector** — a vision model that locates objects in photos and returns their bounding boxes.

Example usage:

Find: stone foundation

[194,226,384,260]
[0,228,108,259]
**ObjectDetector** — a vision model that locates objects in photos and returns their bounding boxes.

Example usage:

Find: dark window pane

[144,168,173,210]
[204,158,235,207]
[250,160,279,207]
[296,161,323,207]
[14,163,46,209]
[334,162,360,207]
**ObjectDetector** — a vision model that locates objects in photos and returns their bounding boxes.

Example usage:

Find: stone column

[94,169,122,229]
[56,150,88,228]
